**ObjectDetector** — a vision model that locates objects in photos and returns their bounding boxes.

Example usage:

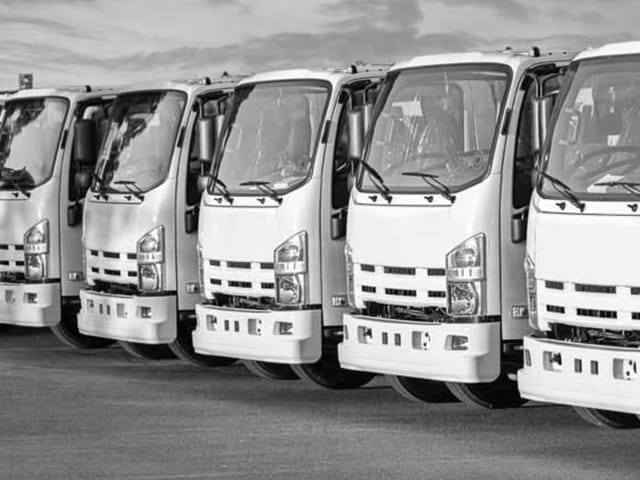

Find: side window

[69,102,111,202]
[186,97,220,206]
[512,83,536,209]
[331,92,350,210]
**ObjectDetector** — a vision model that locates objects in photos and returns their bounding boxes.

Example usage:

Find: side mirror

[531,96,554,155]
[511,209,528,243]
[197,174,210,194]
[348,110,365,161]
[198,118,216,163]
[331,208,348,240]
[74,119,98,165]
[67,203,82,227]
[74,170,92,196]
[185,207,198,234]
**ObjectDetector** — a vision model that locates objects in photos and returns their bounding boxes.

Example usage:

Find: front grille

[575,283,616,294]
[203,258,276,301]
[86,248,138,288]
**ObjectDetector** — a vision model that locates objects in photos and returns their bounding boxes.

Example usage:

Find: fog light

[139,306,152,319]
[5,290,15,305]
[357,326,373,344]
[543,351,562,372]
[274,321,293,336]
[206,314,217,331]
[446,335,469,351]
[23,292,38,304]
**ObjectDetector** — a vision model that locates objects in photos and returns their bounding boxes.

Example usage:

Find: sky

[0,0,638,89]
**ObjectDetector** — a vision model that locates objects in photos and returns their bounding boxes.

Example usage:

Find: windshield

[0,97,68,190]
[95,90,186,193]
[359,65,510,194]
[214,80,330,194]
[543,56,640,201]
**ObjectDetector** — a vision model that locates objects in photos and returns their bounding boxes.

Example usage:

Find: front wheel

[445,374,526,409]
[119,341,176,360]
[169,315,236,368]
[291,342,375,390]
[243,360,299,380]
[387,375,457,403]
[573,407,640,429]
[50,302,115,349]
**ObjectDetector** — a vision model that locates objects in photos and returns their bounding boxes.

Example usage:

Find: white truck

[0,86,117,348]
[338,48,573,407]
[77,76,242,366]
[193,65,388,387]
[519,41,640,427]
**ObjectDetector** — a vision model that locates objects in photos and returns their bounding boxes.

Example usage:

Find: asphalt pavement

[0,326,638,480]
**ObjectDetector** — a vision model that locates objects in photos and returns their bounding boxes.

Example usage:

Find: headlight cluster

[524,255,538,330]
[137,226,165,292]
[274,231,307,306]
[446,233,485,317]
[24,220,49,282]
[345,242,355,308]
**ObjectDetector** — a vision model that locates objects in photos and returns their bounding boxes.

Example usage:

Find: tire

[290,342,375,390]
[119,341,176,360]
[573,407,640,429]
[50,301,115,349]
[243,360,299,380]
[445,374,526,409]
[387,375,457,403]
[169,315,236,368]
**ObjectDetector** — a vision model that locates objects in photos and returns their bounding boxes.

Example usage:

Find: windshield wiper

[113,180,145,201]
[92,172,109,200]
[207,176,234,204]
[537,169,585,212]
[402,171,456,203]
[594,180,640,201]
[354,159,392,203]
[0,169,31,198]
[239,180,283,205]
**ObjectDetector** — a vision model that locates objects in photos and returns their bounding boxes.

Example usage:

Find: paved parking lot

[0,326,639,480]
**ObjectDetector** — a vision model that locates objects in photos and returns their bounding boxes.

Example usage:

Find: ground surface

[0,326,638,480]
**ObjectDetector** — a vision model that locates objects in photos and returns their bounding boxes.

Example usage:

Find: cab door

[500,65,564,341]
[60,97,113,298]
[175,92,230,312]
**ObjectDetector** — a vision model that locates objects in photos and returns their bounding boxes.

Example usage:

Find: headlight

[274,231,308,305]
[137,226,165,292]
[446,234,485,318]
[345,242,355,308]
[524,255,539,330]
[24,220,49,281]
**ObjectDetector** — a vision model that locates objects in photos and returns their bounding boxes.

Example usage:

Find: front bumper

[193,304,322,364]
[78,289,177,344]
[0,281,61,327]
[518,336,640,415]
[338,313,501,383]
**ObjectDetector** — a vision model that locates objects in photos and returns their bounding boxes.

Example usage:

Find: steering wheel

[574,146,640,183]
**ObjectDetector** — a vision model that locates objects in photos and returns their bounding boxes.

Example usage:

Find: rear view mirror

[197,174,210,194]
[531,96,554,155]
[74,119,98,166]
[348,110,365,161]
[198,118,216,163]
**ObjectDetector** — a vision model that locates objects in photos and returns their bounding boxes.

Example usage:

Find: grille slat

[383,266,416,276]
[361,285,376,293]
[227,261,251,269]
[545,281,564,290]
[228,280,252,288]
[575,283,616,294]
[103,251,120,259]
[546,304,565,314]
[577,308,617,319]
[260,262,274,270]
[385,288,417,297]
[360,264,375,272]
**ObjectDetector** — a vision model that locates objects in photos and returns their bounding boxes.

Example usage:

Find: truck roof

[237,64,390,89]
[115,75,244,97]
[574,41,640,62]
[390,48,574,72]
[6,85,117,103]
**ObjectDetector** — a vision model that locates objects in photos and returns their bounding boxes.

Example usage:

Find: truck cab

[77,76,242,366]
[338,48,572,407]
[519,41,640,428]
[193,65,388,387]
[0,86,116,348]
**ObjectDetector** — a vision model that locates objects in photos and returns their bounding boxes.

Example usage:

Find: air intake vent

[577,308,617,319]
[360,264,375,272]
[103,251,120,259]
[385,288,417,297]
[361,285,376,293]
[227,261,251,269]
[575,284,616,294]
[209,260,221,267]
[546,304,565,314]
[229,280,252,288]
[384,266,416,275]
[545,281,563,290]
